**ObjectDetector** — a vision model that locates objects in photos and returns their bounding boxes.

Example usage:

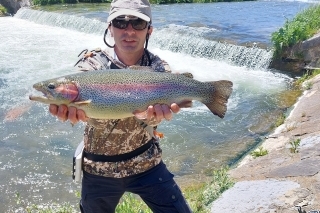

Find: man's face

[110,16,152,55]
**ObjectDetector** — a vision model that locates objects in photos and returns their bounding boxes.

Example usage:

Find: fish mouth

[29,86,55,103]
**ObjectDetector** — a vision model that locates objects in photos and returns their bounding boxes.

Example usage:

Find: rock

[0,0,30,15]
[267,157,320,178]
[214,74,320,212]
[270,32,320,73]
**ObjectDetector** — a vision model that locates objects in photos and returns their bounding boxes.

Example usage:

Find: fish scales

[29,68,233,119]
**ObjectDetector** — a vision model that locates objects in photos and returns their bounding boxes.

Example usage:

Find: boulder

[0,0,31,15]
[270,32,320,73]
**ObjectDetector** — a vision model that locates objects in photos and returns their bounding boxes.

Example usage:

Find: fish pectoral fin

[74,100,92,105]
[133,110,148,120]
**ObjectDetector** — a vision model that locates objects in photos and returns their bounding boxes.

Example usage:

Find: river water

[0,0,317,211]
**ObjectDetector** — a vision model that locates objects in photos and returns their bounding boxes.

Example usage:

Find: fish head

[29,77,79,105]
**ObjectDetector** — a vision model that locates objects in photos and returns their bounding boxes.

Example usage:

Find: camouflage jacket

[75,48,171,178]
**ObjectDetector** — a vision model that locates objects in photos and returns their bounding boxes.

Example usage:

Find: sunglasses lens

[112,18,148,30]
[112,20,128,29]
[131,19,148,30]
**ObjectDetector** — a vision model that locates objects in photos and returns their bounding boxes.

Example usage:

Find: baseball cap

[107,0,152,23]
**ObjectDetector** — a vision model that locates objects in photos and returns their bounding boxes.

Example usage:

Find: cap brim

[107,9,150,23]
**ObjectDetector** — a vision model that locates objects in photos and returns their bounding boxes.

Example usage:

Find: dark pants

[80,162,192,213]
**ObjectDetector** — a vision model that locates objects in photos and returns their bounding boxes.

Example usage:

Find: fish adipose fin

[205,80,233,119]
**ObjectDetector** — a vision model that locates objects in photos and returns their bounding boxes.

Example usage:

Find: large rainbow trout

[29,68,233,119]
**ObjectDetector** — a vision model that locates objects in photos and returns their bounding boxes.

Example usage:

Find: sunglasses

[112,17,149,30]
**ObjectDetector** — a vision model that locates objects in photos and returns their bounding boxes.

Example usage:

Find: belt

[83,139,154,162]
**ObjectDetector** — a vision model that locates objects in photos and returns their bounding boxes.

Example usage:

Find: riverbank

[211,74,320,212]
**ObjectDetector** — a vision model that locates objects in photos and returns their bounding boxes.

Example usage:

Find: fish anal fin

[205,80,233,119]
[177,100,193,108]
[154,130,164,139]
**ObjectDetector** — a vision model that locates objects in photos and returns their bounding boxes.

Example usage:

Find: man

[49,0,192,212]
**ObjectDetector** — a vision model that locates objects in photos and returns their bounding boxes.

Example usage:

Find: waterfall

[14,7,105,35]
[14,7,273,70]
[151,25,273,70]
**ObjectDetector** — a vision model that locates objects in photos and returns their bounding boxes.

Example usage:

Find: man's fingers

[77,109,88,122]
[154,104,164,122]
[162,104,172,121]
[57,105,68,122]
[49,104,58,116]
[147,105,154,121]
[68,106,78,124]
[170,103,180,114]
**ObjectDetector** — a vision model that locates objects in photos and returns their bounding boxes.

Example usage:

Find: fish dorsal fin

[128,65,154,72]
[181,72,193,79]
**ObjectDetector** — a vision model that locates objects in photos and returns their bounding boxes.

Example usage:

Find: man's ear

[108,23,114,37]
[148,26,153,36]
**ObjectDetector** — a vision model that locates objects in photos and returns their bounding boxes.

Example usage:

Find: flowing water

[0,0,317,211]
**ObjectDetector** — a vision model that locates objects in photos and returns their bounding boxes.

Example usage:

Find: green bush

[271,5,320,57]
[0,4,7,15]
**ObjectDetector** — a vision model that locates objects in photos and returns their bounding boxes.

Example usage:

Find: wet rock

[0,0,30,15]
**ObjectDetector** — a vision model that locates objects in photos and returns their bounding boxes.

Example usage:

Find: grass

[289,138,301,153]
[250,146,268,159]
[115,193,152,213]
[183,166,234,213]
[284,122,297,132]
[274,113,286,128]
[271,5,320,57]
[13,167,234,213]
[295,69,320,90]
[0,4,7,15]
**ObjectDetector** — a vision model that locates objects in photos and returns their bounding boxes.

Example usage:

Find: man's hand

[49,104,87,125]
[146,103,182,123]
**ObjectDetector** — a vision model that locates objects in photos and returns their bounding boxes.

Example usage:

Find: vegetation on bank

[0,4,7,15]
[31,0,255,6]
[271,4,320,58]
[14,167,234,213]
[250,146,268,159]
[295,69,320,87]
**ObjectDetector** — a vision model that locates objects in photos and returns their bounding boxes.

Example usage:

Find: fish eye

[48,83,55,89]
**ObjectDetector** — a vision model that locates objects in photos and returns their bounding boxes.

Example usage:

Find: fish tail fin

[204,80,233,119]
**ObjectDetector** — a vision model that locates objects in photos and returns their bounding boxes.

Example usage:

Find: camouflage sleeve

[148,51,171,73]
[74,48,111,72]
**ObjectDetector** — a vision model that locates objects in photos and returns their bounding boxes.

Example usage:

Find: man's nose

[124,22,135,32]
